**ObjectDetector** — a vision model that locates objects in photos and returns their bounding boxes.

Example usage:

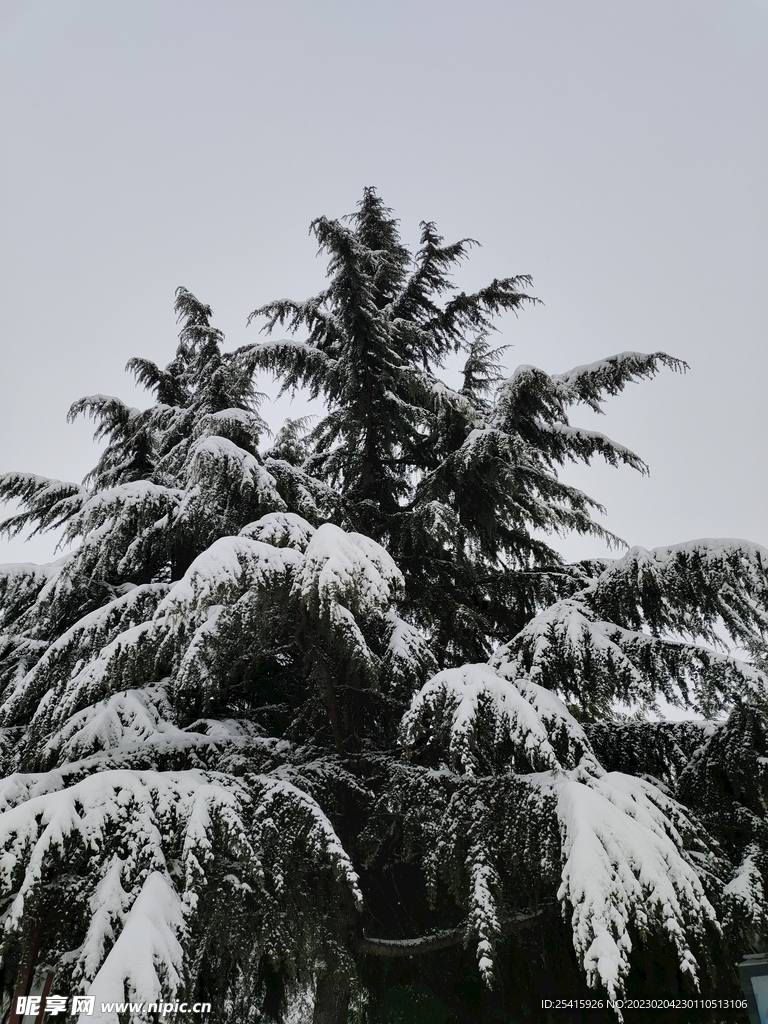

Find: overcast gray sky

[1,0,766,567]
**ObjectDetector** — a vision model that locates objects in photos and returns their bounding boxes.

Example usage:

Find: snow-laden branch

[358,907,553,957]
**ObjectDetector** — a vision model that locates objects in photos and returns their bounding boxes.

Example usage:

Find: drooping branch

[358,907,553,958]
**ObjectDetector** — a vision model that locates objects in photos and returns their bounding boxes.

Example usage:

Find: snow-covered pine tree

[244,191,768,1019]
[0,290,433,1023]
[245,189,687,667]
[0,196,766,1024]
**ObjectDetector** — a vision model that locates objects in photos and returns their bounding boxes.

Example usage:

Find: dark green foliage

[246,190,692,667]
[586,718,712,791]
[0,192,767,1024]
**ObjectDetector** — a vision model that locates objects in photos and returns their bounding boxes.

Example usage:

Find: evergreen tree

[246,189,685,666]
[0,287,433,1024]
[0,196,766,1024]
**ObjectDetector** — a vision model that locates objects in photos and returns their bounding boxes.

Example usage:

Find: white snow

[296,523,403,619]
[402,663,596,775]
[157,536,302,620]
[239,511,316,552]
[81,872,185,1024]
[552,769,717,1001]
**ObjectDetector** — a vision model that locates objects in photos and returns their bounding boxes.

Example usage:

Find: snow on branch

[553,770,717,1001]
[397,663,725,1001]
[585,539,768,644]
[157,536,302,625]
[0,473,85,540]
[40,683,181,766]
[186,436,283,510]
[82,870,185,1024]
[239,512,316,552]
[401,663,596,775]
[494,538,768,715]
[551,351,687,412]
[1,583,168,729]
[381,610,437,698]
[0,766,363,1012]
[239,338,338,398]
[722,846,767,936]
[358,908,551,957]
[253,776,362,907]
[0,559,65,632]
[25,621,160,743]
[296,523,403,623]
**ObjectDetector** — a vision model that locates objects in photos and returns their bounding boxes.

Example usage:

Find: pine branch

[552,351,688,413]
[358,906,554,957]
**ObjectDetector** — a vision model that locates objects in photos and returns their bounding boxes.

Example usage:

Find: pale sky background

[1,0,766,568]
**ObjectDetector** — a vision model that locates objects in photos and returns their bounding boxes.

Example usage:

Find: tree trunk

[312,885,358,1024]
[316,660,347,757]
[295,604,347,757]
[7,921,42,1024]
[33,973,54,1024]
[312,970,351,1024]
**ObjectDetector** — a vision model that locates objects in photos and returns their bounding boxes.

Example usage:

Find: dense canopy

[0,191,766,1024]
